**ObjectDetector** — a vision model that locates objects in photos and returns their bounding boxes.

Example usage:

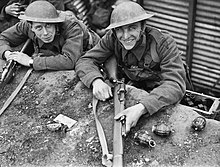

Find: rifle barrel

[104,56,125,166]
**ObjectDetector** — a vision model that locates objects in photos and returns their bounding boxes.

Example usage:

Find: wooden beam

[186,0,197,75]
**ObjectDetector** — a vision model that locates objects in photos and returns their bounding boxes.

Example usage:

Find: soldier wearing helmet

[76,2,186,134]
[0,1,100,71]
[0,0,65,33]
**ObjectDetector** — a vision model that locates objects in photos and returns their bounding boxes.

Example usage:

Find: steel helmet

[106,1,154,29]
[18,1,65,23]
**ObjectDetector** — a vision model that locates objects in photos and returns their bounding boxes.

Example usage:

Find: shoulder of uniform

[61,20,85,34]
[62,20,79,28]
[146,26,172,44]
[105,29,117,41]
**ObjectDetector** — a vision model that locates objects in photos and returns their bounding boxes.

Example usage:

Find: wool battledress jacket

[0,19,94,71]
[76,26,186,115]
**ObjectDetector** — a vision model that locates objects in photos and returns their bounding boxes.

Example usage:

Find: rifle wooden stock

[113,80,125,167]
[104,56,125,167]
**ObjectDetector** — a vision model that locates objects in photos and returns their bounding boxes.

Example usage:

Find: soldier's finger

[125,122,131,133]
[108,88,113,97]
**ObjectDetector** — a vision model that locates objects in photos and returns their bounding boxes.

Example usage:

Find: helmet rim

[106,13,154,30]
[106,1,154,30]
[18,0,65,23]
[18,14,65,23]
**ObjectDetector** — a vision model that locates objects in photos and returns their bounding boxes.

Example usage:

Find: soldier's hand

[5,3,22,17]
[6,51,32,67]
[114,103,146,134]
[92,78,113,101]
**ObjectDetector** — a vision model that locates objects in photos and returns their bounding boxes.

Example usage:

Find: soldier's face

[31,22,56,43]
[115,22,142,50]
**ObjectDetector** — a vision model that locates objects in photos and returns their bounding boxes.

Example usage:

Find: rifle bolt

[120,115,126,124]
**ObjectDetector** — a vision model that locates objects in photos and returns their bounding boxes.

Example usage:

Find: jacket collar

[37,34,61,48]
[121,34,147,61]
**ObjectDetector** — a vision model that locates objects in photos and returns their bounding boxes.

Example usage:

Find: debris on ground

[0,68,220,167]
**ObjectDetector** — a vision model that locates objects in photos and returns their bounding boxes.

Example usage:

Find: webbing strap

[150,37,160,63]
[0,68,33,116]
[88,31,93,46]
[92,97,113,167]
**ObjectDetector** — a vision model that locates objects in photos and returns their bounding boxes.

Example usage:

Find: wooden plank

[197,0,220,7]
[144,7,188,19]
[155,13,188,24]
[193,49,220,59]
[194,38,220,48]
[194,33,220,42]
[151,0,188,6]
[191,74,218,84]
[191,64,220,75]
[196,17,220,26]
[177,45,187,51]
[192,56,220,69]
[197,4,220,13]
[147,20,187,34]
[195,23,220,31]
[186,0,196,74]
[192,80,216,88]
[144,0,188,12]
[193,83,220,94]
[194,29,220,37]
[193,43,220,54]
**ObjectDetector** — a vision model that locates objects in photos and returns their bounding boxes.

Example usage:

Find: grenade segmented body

[134,130,156,147]
[191,116,206,131]
[152,123,171,137]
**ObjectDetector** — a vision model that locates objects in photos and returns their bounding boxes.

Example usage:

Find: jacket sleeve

[33,21,85,71]
[139,32,186,115]
[0,6,7,21]
[75,30,114,88]
[0,20,29,59]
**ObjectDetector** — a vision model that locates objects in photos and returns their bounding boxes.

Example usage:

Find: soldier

[76,2,186,134]
[0,0,65,33]
[0,0,99,71]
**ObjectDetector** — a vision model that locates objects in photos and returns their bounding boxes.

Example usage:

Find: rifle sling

[92,97,113,167]
[0,68,33,116]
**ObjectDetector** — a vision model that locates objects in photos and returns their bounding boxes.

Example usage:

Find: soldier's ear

[27,21,32,27]
[141,20,147,31]
[55,24,60,35]
[139,20,147,36]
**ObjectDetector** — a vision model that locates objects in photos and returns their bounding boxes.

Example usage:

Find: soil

[0,67,220,167]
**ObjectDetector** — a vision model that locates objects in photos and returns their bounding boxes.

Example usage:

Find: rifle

[0,39,31,89]
[104,56,126,167]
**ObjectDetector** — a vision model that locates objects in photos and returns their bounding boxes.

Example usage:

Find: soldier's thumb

[114,112,125,120]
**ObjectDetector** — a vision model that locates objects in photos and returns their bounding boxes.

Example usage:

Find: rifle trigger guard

[120,115,126,137]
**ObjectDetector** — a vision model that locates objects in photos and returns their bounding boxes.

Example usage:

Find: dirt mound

[0,68,220,167]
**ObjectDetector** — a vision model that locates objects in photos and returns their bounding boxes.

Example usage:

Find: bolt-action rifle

[104,56,126,167]
[0,39,31,89]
